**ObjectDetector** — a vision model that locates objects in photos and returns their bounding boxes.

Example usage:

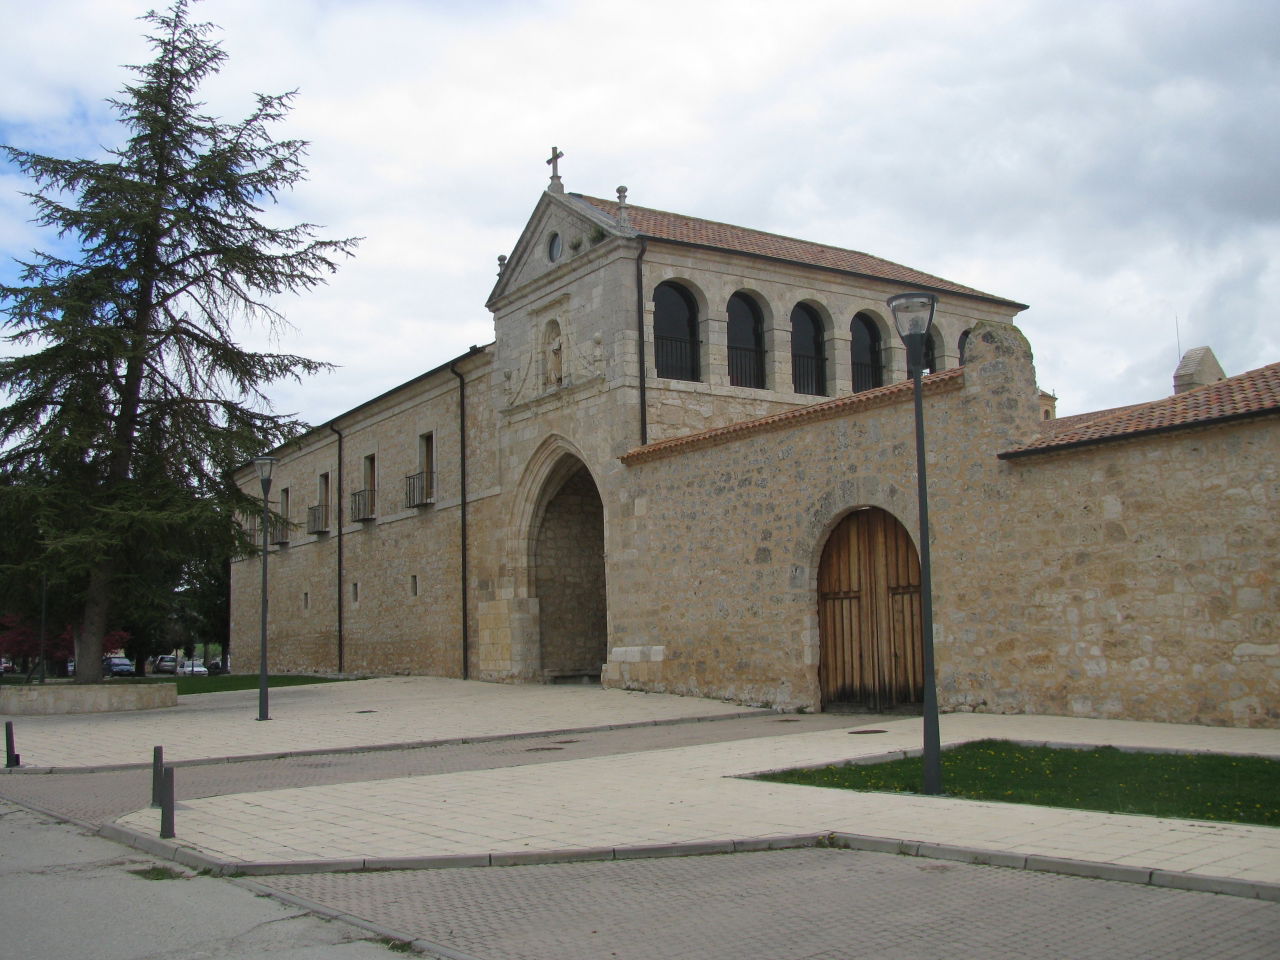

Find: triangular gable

[486,192,624,308]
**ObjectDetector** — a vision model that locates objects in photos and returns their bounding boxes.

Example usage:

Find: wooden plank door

[818,508,924,710]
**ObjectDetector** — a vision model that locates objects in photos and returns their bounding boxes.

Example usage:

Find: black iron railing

[350,488,376,522]
[655,335,699,381]
[306,504,329,535]
[728,345,765,388]
[791,353,825,395]
[852,360,883,393]
[404,471,435,508]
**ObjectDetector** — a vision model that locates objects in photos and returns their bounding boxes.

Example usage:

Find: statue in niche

[544,319,564,388]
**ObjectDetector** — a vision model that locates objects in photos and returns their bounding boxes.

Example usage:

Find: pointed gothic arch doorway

[818,507,924,711]
[532,460,607,682]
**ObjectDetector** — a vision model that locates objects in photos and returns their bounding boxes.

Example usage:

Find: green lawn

[755,739,1280,827]
[169,674,347,695]
[0,673,347,695]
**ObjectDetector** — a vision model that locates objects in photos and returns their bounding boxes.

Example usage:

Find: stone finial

[497,254,507,276]
[1173,346,1226,395]
[546,146,565,194]
[616,185,630,226]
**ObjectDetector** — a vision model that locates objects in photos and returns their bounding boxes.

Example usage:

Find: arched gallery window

[850,312,883,392]
[727,292,765,388]
[790,303,826,395]
[958,328,971,364]
[653,282,700,382]
[923,330,939,375]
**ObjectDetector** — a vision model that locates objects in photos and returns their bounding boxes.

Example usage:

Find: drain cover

[775,718,801,723]
[552,739,580,744]
[354,710,377,714]
[848,729,887,734]
[525,746,564,752]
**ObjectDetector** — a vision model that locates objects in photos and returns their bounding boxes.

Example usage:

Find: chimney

[1173,346,1226,395]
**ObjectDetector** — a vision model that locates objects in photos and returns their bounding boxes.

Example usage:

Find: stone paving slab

[0,676,766,769]
[112,713,1280,896]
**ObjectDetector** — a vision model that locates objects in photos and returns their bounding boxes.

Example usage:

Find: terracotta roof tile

[575,195,1025,309]
[1002,362,1280,458]
[1037,402,1150,438]
[622,369,965,465]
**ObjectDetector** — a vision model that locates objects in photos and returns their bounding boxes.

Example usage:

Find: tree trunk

[76,565,111,683]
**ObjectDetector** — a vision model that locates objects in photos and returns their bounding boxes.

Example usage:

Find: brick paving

[262,847,1280,960]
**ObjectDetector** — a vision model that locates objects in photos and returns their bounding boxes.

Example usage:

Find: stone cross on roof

[546,146,564,194]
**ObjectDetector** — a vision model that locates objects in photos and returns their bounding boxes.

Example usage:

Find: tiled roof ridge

[621,368,964,465]
[573,194,1024,308]
[1003,361,1280,459]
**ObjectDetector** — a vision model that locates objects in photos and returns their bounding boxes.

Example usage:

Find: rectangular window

[352,582,359,603]
[303,591,309,610]
[410,575,418,597]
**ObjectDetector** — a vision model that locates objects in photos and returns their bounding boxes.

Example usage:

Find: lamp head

[253,456,277,483]
[887,292,938,341]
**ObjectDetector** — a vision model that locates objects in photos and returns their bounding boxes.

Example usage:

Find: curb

[94,820,1280,902]
[0,709,771,774]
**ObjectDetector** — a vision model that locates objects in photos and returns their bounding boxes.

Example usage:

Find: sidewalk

[0,676,763,769]
[6,678,1279,901]
[110,710,1280,900]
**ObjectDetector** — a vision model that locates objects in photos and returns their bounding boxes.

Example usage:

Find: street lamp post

[253,455,277,722]
[886,292,943,796]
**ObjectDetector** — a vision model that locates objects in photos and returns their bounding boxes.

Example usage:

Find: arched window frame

[652,281,701,382]
[958,328,972,365]
[726,292,766,389]
[850,312,884,392]
[790,302,827,396]
[923,328,940,375]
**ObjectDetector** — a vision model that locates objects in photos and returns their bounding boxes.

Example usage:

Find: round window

[547,232,563,262]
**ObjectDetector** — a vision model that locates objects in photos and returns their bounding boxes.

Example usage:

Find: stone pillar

[704,310,729,387]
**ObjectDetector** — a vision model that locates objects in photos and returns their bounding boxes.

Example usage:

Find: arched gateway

[817,507,924,711]
[531,460,607,682]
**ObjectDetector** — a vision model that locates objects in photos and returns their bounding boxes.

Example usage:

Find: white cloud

[3,0,1278,423]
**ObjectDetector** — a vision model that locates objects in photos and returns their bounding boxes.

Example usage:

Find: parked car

[0,657,14,673]
[153,655,178,674]
[177,660,208,676]
[206,659,227,675]
[103,656,135,677]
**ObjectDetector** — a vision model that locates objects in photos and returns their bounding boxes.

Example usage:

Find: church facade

[229,169,1279,728]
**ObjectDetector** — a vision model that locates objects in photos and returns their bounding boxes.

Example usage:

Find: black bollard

[160,767,175,839]
[4,721,18,768]
[151,746,164,807]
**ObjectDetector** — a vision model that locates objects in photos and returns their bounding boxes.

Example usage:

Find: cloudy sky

[2,0,1277,423]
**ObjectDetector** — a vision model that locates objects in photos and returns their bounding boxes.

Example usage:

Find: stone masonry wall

[603,322,1278,727]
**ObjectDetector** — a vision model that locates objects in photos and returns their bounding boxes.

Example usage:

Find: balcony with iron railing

[791,353,825,396]
[728,345,765,389]
[852,360,884,393]
[268,518,289,546]
[306,504,330,535]
[404,471,436,508]
[654,335,700,382]
[350,488,376,522]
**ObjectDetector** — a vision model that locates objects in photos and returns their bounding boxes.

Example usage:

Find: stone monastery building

[231,162,1279,728]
